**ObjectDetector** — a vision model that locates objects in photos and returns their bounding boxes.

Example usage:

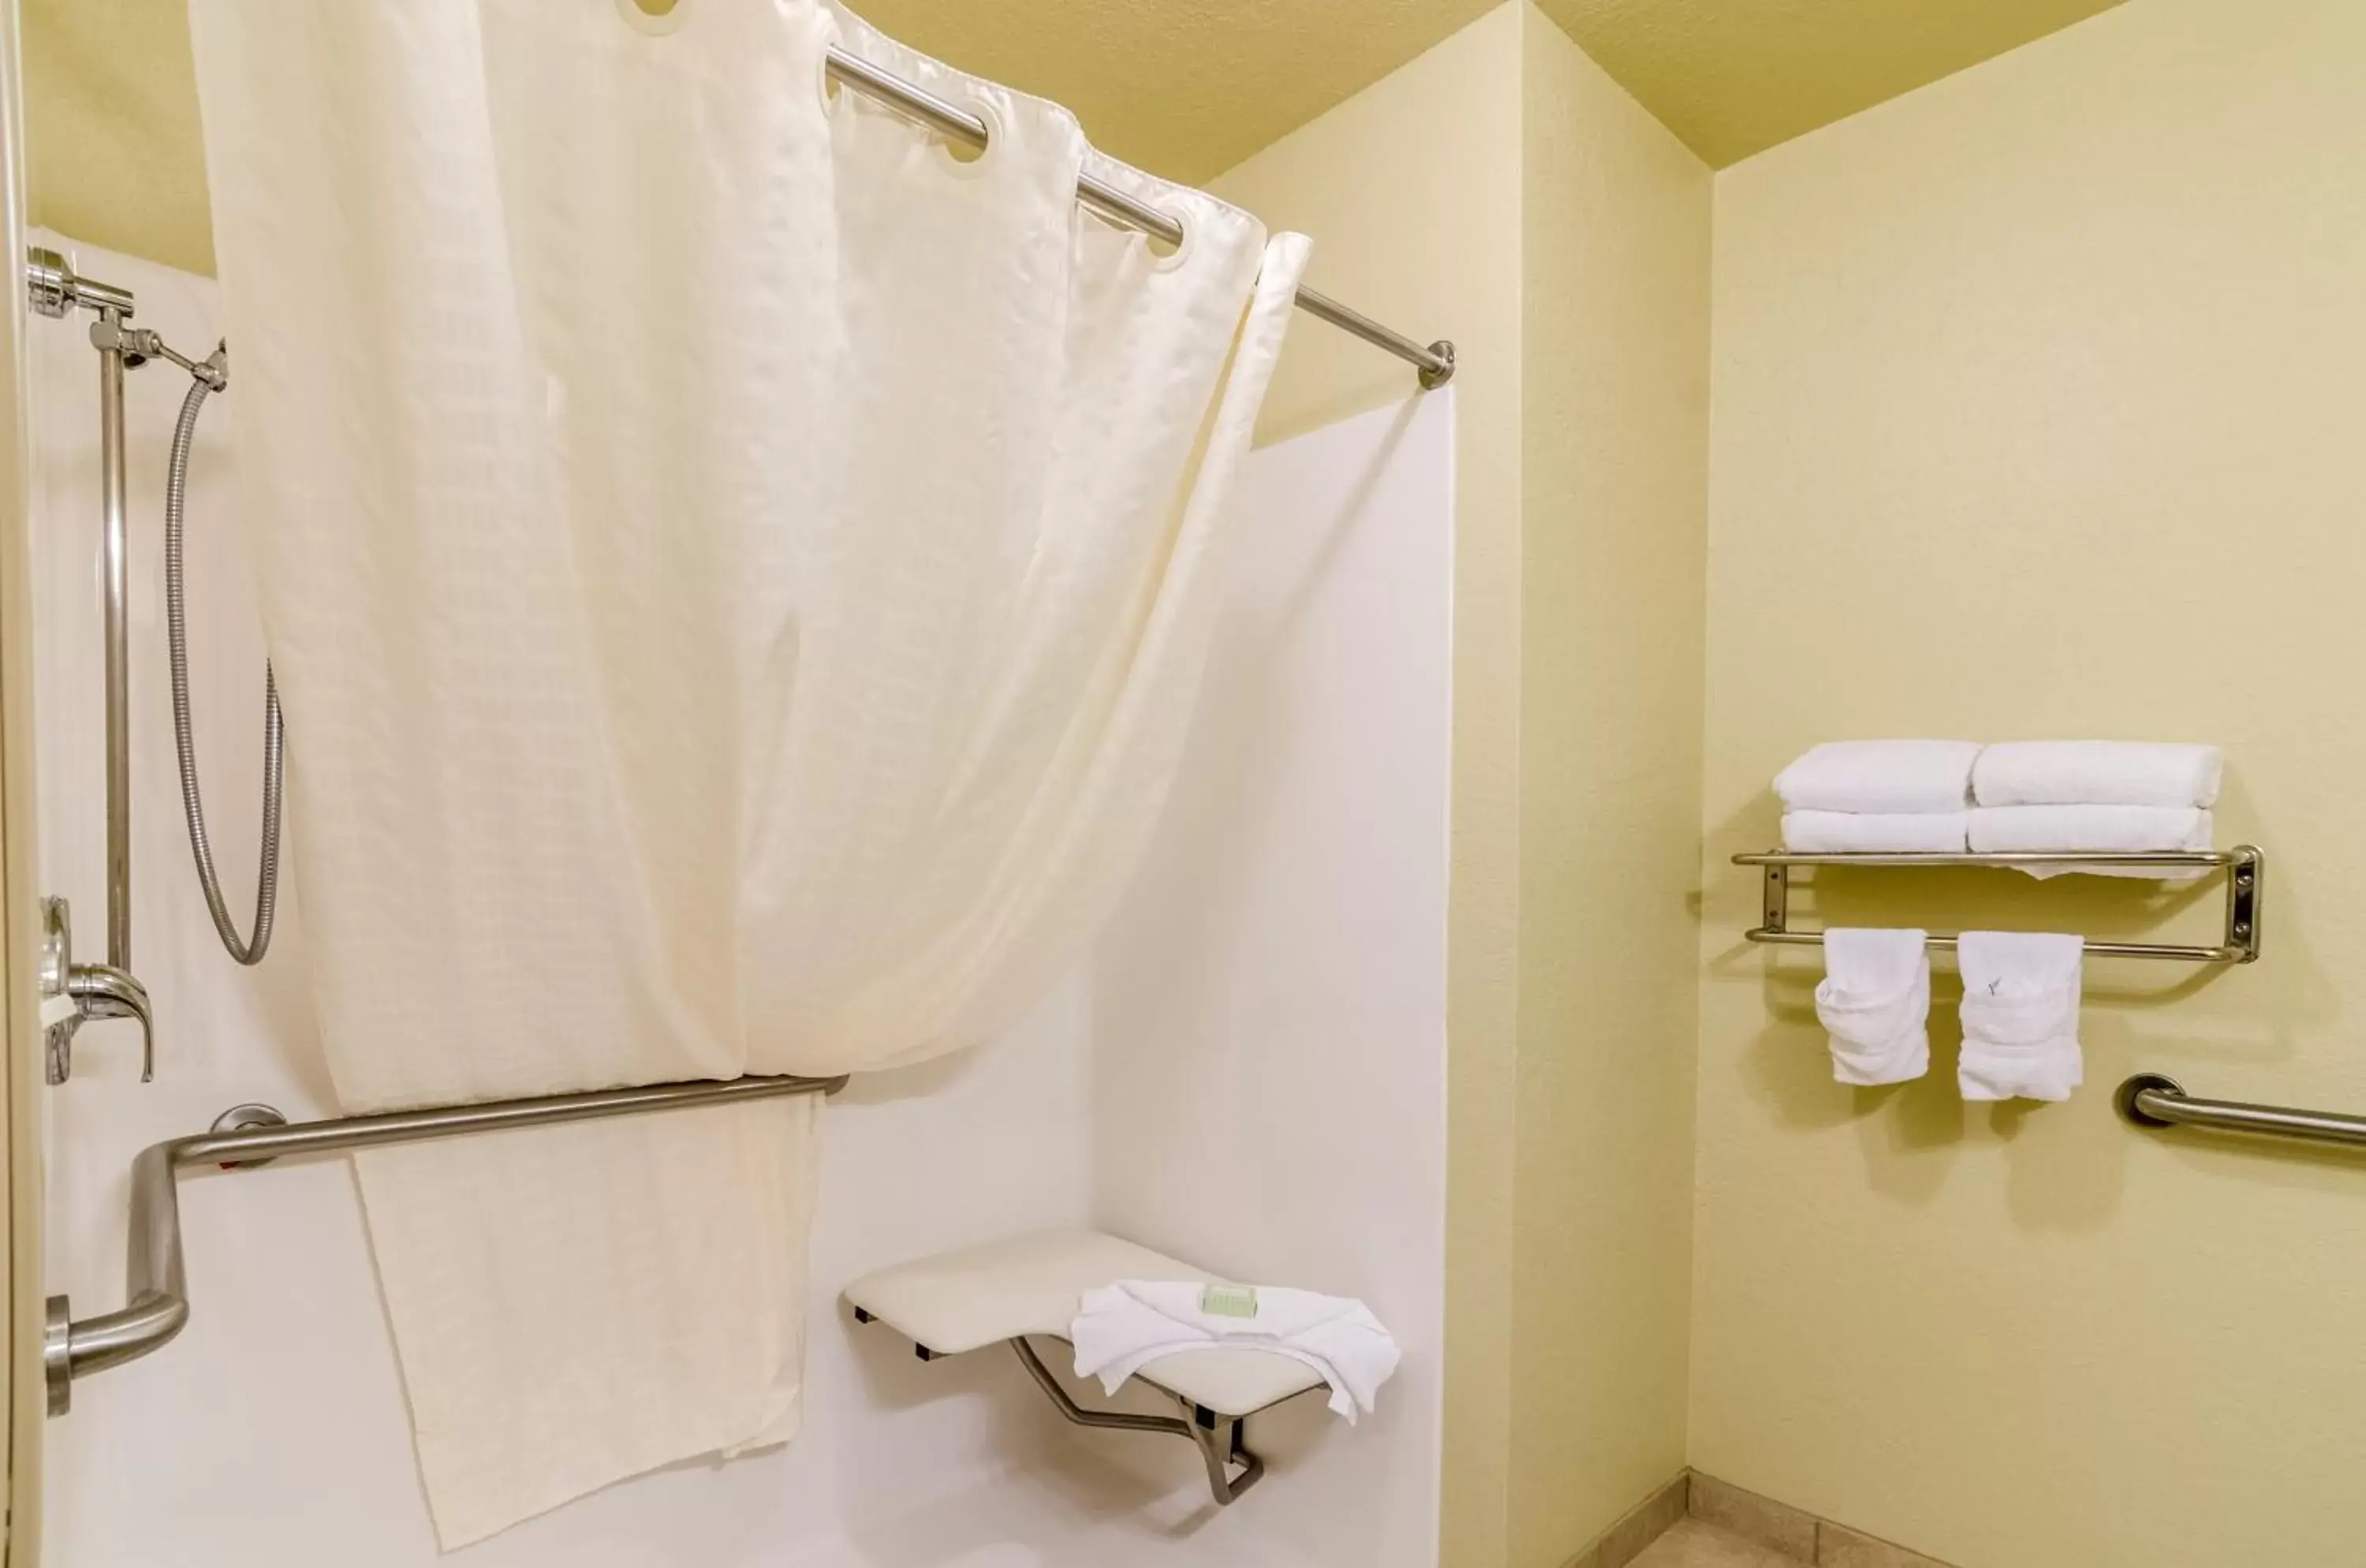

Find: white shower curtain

[188,0,1308,1545]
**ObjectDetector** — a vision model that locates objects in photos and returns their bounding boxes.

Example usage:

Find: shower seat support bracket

[1007,1335,1267,1505]
[846,1306,1276,1506]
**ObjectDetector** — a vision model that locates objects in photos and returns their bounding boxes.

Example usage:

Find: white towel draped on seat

[1071,1282,1401,1424]
[1814,928,1932,1086]
[1957,931,2084,1102]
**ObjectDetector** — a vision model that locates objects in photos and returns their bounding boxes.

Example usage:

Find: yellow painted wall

[1214,12,1528,1559]
[1694,1,2366,1563]
[1218,9,1713,1563]
[1512,9,1707,1566]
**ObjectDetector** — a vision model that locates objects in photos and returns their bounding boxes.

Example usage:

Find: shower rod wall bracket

[1733,845,2265,965]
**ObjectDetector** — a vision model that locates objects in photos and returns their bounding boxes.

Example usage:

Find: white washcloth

[1969,805,2212,879]
[1784,810,1970,854]
[1775,741,1981,815]
[1815,930,1931,1086]
[1957,931,2084,1102]
[1972,741,2222,809]
[1072,1282,1401,1424]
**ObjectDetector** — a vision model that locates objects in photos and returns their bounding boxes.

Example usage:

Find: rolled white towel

[1969,805,2211,879]
[1815,929,1931,1086]
[1775,740,1981,816]
[1972,741,2222,809]
[1072,1282,1400,1425]
[1784,810,1970,854]
[1957,931,2084,1103]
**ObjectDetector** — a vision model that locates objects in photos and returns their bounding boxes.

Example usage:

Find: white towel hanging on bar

[188,0,1308,1543]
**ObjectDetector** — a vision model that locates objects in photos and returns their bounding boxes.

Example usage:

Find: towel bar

[1733,846,2263,964]
[2116,1073,2366,1152]
[45,1071,847,1417]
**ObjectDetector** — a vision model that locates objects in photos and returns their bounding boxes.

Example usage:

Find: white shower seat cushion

[842,1227,1327,1419]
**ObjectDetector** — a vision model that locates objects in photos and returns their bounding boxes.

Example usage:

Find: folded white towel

[1071,1281,1401,1424]
[1815,929,1931,1086]
[1969,805,2212,879]
[1957,931,2084,1102]
[1784,810,1970,854]
[1776,740,1982,815]
[1972,741,2222,809]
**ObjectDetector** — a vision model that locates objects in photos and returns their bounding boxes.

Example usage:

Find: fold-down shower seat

[844,1228,1327,1503]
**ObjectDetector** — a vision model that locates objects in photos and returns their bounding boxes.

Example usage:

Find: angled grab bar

[2116,1073,2366,1152]
[47,1071,848,1415]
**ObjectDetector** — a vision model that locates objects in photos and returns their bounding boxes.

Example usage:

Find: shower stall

[6,9,1458,1551]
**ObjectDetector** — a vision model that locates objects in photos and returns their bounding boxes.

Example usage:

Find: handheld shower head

[24,246,136,319]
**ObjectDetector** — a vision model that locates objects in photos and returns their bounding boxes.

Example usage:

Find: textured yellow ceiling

[1539,0,2130,166]
[24,0,2129,278]
[858,0,1504,181]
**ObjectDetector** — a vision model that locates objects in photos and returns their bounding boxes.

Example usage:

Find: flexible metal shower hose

[166,368,282,965]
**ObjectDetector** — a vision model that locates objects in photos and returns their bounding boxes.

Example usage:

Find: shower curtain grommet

[929,95,1001,174]
[812,28,839,114]
[614,0,694,38]
[1145,206,1195,271]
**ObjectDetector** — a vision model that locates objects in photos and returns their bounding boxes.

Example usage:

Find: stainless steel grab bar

[46,1071,847,1415]
[2115,1073,2366,1152]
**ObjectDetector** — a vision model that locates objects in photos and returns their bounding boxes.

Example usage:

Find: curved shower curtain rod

[32,50,1457,390]
[823,48,1458,390]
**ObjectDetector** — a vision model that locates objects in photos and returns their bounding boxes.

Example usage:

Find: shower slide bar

[26,251,136,977]
[1733,846,2266,964]
[2116,1073,2366,1153]
[44,1071,847,1416]
[24,248,192,1086]
[821,47,1457,389]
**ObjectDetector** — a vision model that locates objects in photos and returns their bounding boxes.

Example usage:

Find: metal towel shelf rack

[2117,1073,2366,1152]
[46,1071,846,1416]
[1733,846,2265,964]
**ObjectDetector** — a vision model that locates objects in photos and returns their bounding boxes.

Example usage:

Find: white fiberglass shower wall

[32,237,1450,1567]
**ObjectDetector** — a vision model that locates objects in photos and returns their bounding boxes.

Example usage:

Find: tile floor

[1629,1521,1807,1568]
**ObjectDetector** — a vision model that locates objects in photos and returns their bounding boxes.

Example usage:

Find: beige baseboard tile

[1687,1471,1957,1568]
[1688,1473,1818,1559]
[1558,1471,1690,1568]
[1813,1520,1953,1568]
